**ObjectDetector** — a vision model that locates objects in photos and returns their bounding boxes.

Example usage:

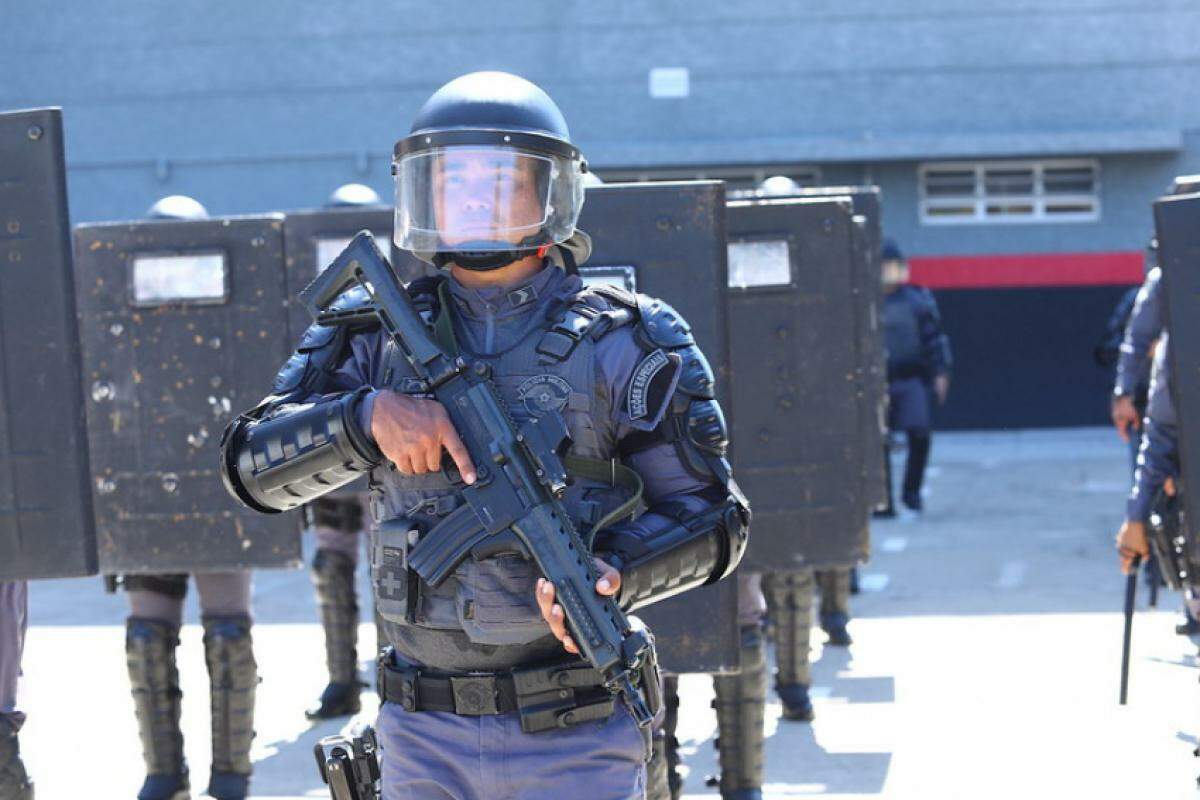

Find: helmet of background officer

[326,183,383,208]
[758,175,801,197]
[582,171,605,188]
[881,240,909,291]
[146,195,209,221]
[392,71,588,271]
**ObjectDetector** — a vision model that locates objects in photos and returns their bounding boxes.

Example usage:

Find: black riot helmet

[392,71,588,271]
[326,183,383,208]
[146,195,209,221]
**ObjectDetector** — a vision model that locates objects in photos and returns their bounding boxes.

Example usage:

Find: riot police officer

[0,581,31,799]
[880,241,952,514]
[304,183,386,721]
[1107,242,1159,474]
[221,72,748,799]
[115,196,259,800]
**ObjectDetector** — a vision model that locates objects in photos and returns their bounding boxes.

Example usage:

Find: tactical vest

[367,277,641,667]
[883,289,922,375]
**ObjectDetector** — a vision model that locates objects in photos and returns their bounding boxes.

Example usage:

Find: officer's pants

[377,701,647,800]
[127,572,253,624]
[0,581,27,725]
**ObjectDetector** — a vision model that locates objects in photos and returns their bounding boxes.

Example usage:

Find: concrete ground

[15,427,1200,798]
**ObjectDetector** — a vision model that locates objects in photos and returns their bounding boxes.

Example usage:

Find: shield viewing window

[316,231,391,275]
[130,251,228,305]
[727,238,793,289]
[579,264,638,293]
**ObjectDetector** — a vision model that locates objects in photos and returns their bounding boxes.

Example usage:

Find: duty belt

[378,651,616,734]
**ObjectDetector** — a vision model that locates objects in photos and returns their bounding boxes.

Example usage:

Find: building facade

[4,0,1198,427]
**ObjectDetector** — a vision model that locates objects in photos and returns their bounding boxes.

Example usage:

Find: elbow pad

[599,491,750,611]
[220,387,381,514]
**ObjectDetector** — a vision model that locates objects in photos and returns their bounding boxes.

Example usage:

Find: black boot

[709,625,766,800]
[126,618,190,800]
[0,715,33,800]
[777,682,815,722]
[203,615,257,800]
[307,549,362,720]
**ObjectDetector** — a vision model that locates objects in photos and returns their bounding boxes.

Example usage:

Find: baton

[1119,555,1141,705]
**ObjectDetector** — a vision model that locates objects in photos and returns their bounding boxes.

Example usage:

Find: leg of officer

[762,569,815,722]
[306,496,365,719]
[194,571,256,800]
[816,569,853,646]
[126,574,190,800]
[0,580,32,799]
[711,572,767,800]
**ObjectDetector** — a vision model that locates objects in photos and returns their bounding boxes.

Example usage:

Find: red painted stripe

[908,252,1144,289]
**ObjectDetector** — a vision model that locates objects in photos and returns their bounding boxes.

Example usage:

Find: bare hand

[1165,476,1177,497]
[1111,395,1140,443]
[1116,520,1149,574]
[535,560,621,655]
[934,374,950,406]
[370,390,476,482]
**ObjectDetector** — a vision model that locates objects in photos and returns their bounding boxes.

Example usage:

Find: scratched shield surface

[579,180,739,674]
[73,214,303,573]
[725,196,872,570]
[784,186,888,512]
[1154,191,1200,575]
[0,107,98,580]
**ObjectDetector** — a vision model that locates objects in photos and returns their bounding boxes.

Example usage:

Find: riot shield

[0,108,98,580]
[282,205,394,342]
[1153,191,1200,577]
[781,186,888,512]
[726,196,871,570]
[74,214,303,573]
[578,181,739,675]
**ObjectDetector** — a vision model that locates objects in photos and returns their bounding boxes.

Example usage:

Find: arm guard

[221,388,381,514]
[596,296,750,610]
[220,293,383,514]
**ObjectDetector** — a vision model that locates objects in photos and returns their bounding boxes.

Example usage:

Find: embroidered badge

[628,349,671,421]
[517,374,572,417]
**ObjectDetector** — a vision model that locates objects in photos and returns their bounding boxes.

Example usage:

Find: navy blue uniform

[883,284,952,511]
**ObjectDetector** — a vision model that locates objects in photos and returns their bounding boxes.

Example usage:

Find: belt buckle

[450,676,499,716]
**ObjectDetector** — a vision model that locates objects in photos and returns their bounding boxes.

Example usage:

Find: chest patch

[517,374,573,416]
[627,348,680,423]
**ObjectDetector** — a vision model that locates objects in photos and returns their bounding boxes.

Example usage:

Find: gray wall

[3,0,1198,244]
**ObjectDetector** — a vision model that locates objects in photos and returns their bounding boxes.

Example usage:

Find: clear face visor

[393,145,583,253]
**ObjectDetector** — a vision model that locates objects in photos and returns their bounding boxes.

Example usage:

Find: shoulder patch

[626,349,682,429]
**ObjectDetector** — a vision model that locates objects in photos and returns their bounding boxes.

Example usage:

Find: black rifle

[1119,555,1140,705]
[301,232,654,726]
[314,725,380,800]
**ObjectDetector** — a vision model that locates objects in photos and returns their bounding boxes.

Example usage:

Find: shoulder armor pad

[686,398,729,458]
[674,344,716,400]
[589,282,638,310]
[636,295,695,349]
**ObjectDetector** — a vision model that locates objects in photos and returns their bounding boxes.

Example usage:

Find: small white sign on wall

[649,67,690,99]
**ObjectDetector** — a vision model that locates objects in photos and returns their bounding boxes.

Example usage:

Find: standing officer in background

[221,72,748,800]
[115,196,259,800]
[880,241,952,514]
[0,581,31,799]
[1111,256,1163,473]
[303,183,384,721]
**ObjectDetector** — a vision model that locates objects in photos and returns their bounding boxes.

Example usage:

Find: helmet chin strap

[432,236,544,272]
